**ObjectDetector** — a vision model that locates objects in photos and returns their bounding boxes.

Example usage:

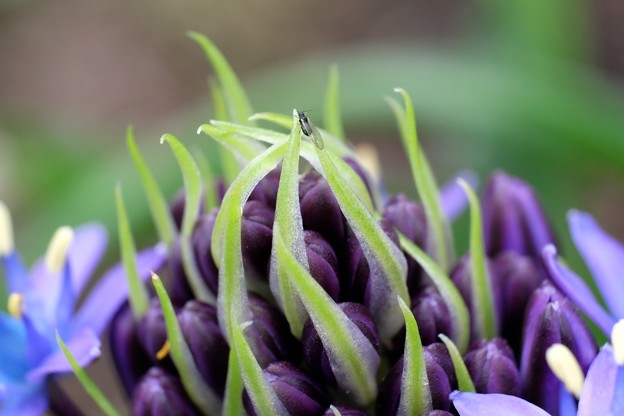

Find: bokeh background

[1,0,624,411]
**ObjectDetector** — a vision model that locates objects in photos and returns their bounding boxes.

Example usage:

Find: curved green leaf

[391,89,454,272]
[198,124,267,165]
[458,179,496,340]
[56,332,121,416]
[399,232,469,353]
[193,148,219,211]
[151,273,222,415]
[439,334,476,393]
[275,232,379,405]
[397,296,432,415]
[209,77,239,184]
[127,127,175,248]
[161,134,214,304]
[115,184,149,318]
[222,347,245,416]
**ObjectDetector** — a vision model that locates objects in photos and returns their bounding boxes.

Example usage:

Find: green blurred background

[1,0,624,409]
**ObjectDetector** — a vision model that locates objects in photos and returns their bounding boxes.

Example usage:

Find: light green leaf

[458,179,496,340]
[269,110,309,337]
[313,140,408,340]
[127,127,175,248]
[399,233,470,353]
[115,184,149,318]
[151,272,222,415]
[211,142,287,338]
[439,334,476,393]
[188,32,254,125]
[232,319,289,416]
[56,332,121,416]
[222,347,245,416]
[161,134,214,304]
[248,112,292,128]
[193,148,219,211]
[397,296,432,415]
[198,124,268,165]
[323,65,345,140]
[210,77,239,184]
[275,232,379,405]
[391,89,454,272]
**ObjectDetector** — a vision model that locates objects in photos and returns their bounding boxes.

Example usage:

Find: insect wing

[309,124,325,150]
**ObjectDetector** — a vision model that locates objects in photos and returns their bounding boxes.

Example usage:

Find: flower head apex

[0,203,166,415]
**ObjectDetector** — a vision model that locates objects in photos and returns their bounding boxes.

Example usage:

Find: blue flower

[0,202,166,415]
[450,337,624,416]
[541,210,624,335]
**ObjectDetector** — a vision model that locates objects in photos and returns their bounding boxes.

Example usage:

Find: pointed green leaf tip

[151,272,222,415]
[188,32,254,125]
[397,296,432,415]
[56,332,121,416]
[160,134,214,304]
[115,184,149,318]
[323,65,345,140]
[232,319,289,416]
[458,178,496,340]
[127,127,175,248]
[390,89,454,272]
[439,334,476,393]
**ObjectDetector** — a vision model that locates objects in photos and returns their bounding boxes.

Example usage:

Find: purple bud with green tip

[137,298,176,373]
[302,302,380,388]
[243,361,329,416]
[464,338,520,395]
[191,209,220,295]
[177,300,229,398]
[241,200,275,280]
[133,367,201,416]
[304,230,340,301]
[248,165,281,209]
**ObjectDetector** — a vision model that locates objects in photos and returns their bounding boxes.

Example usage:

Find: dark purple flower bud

[137,298,176,373]
[411,286,453,346]
[520,282,598,416]
[248,165,281,209]
[245,292,299,368]
[243,361,329,416]
[343,156,373,200]
[299,170,346,249]
[305,230,340,301]
[133,367,200,416]
[491,252,543,354]
[191,209,219,295]
[377,343,456,414]
[482,171,556,259]
[383,193,427,292]
[177,300,229,398]
[323,405,367,415]
[109,303,151,396]
[344,219,401,305]
[464,338,520,395]
[302,302,380,387]
[170,188,206,231]
[422,412,453,416]
[241,200,275,280]
[167,238,193,306]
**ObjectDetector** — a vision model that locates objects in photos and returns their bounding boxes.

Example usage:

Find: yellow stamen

[354,143,381,184]
[546,343,584,398]
[45,226,74,273]
[7,293,24,319]
[611,319,624,365]
[156,340,170,361]
[0,202,14,256]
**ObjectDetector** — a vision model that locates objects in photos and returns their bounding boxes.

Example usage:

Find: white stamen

[7,292,24,319]
[611,319,624,365]
[0,202,14,256]
[328,405,342,416]
[355,143,381,184]
[546,343,584,398]
[45,226,74,273]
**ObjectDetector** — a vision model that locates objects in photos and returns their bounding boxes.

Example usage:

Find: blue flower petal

[1,251,28,293]
[450,391,551,416]
[568,210,624,319]
[541,244,615,335]
[578,344,624,416]
[26,327,100,382]
[71,243,167,336]
[0,313,28,380]
[0,383,48,416]
[558,384,577,416]
[66,224,108,296]
[440,170,478,222]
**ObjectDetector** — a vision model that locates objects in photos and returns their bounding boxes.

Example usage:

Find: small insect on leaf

[296,110,324,150]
